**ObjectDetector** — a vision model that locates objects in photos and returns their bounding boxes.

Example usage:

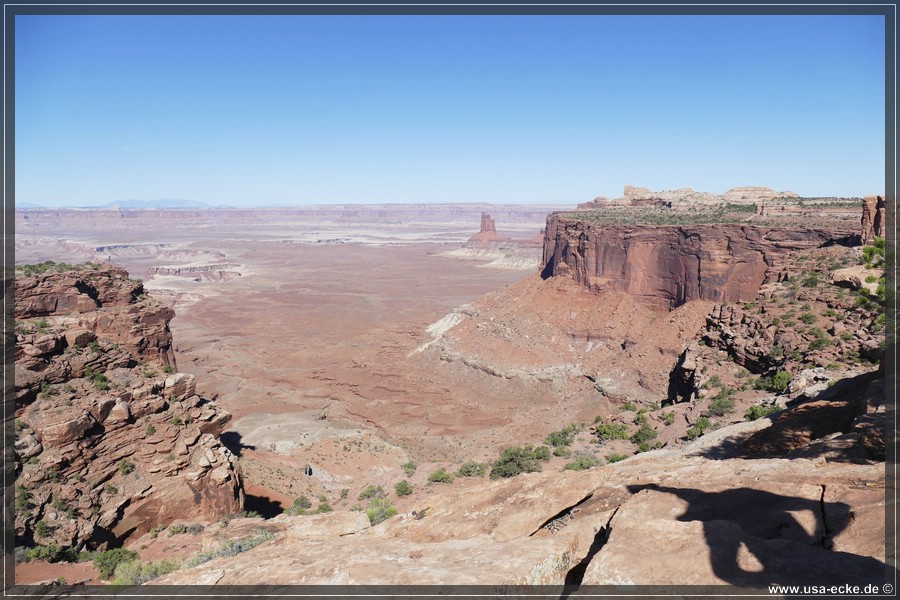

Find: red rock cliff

[541,214,851,309]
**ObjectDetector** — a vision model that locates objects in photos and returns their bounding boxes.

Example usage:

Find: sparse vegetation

[358,485,386,501]
[754,370,792,394]
[118,459,135,476]
[394,480,413,496]
[745,404,780,421]
[365,498,397,525]
[401,461,417,477]
[707,392,735,417]
[563,454,600,471]
[456,461,487,478]
[489,445,551,479]
[427,469,455,484]
[286,496,313,515]
[630,423,657,445]
[544,423,580,448]
[593,422,630,441]
[111,558,180,585]
[183,529,275,568]
[606,453,628,463]
[686,416,713,440]
[93,548,139,579]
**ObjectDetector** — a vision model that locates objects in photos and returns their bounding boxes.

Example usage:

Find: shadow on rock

[219,430,255,457]
[627,483,886,587]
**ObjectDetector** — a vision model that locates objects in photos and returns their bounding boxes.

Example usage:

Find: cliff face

[14,263,244,551]
[541,215,848,309]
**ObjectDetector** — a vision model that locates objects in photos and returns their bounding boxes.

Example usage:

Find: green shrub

[563,455,599,471]
[315,502,332,513]
[606,453,628,463]
[287,496,312,515]
[146,423,156,436]
[93,548,139,579]
[744,404,780,421]
[358,485,385,501]
[544,423,580,447]
[35,521,51,538]
[401,461,416,477]
[183,529,274,568]
[630,423,657,445]
[800,273,819,287]
[427,469,455,484]
[799,312,816,324]
[686,416,712,440]
[754,371,792,394]
[366,498,397,525]
[111,558,179,585]
[118,460,135,476]
[456,461,487,477]
[489,445,551,479]
[707,395,735,417]
[26,543,77,563]
[594,422,629,441]
[394,480,413,496]
[633,412,648,426]
[663,411,677,426]
[553,446,571,458]
[620,402,637,412]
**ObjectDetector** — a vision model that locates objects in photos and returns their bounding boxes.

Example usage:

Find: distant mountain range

[97,199,214,209]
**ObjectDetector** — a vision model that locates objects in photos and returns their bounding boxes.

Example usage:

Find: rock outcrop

[152,385,885,586]
[464,213,511,248]
[14,264,244,551]
[541,216,849,309]
[860,195,885,244]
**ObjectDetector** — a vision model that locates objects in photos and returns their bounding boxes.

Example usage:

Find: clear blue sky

[15,14,886,207]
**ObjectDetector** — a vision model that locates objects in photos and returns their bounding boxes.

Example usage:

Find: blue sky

[15,14,886,207]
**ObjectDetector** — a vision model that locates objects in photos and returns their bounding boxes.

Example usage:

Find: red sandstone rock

[14,265,243,551]
[541,216,851,309]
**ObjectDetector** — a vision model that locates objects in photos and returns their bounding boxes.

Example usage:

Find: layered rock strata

[14,264,244,551]
[541,216,849,309]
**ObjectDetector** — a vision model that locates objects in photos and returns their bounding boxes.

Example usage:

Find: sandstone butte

[12,201,887,591]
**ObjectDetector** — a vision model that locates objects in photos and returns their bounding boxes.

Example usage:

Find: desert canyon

[10,187,890,592]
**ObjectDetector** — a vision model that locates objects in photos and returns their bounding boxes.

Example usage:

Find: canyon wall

[541,215,853,309]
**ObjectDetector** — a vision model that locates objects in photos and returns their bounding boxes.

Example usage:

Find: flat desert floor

[15,207,572,512]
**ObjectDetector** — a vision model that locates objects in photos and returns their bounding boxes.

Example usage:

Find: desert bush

[456,461,487,477]
[544,423,580,448]
[553,446,571,458]
[707,394,735,417]
[358,485,385,501]
[630,423,657,445]
[489,445,551,479]
[118,460,135,476]
[394,480,413,496]
[754,371,792,394]
[744,404,780,421]
[563,455,599,471]
[606,453,628,463]
[286,496,313,515]
[594,422,629,441]
[686,416,712,440]
[799,312,816,324]
[112,558,179,585]
[315,502,332,513]
[620,402,638,412]
[427,469,455,484]
[184,529,274,568]
[366,498,397,525]
[663,411,677,426]
[93,548,139,579]
[26,543,77,563]
[401,461,416,477]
